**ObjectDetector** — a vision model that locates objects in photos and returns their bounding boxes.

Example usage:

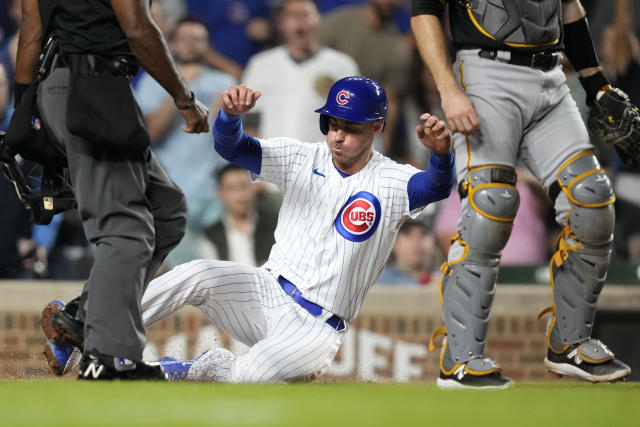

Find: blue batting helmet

[315,76,388,135]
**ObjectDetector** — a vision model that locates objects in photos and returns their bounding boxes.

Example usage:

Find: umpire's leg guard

[436,166,519,380]
[541,151,630,381]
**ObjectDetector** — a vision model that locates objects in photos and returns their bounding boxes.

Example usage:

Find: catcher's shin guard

[544,151,615,352]
[439,166,519,367]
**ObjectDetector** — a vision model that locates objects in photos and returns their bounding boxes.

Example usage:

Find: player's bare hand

[441,88,480,135]
[416,113,451,154]
[179,98,210,134]
[221,85,262,115]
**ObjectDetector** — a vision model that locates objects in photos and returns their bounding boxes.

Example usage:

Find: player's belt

[277,276,346,331]
[478,49,560,71]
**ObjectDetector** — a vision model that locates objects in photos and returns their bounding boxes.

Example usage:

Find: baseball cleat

[157,357,194,381]
[41,299,81,375]
[544,339,631,383]
[437,363,514,390]
[50,298,85,350]
[40,299,67,342]
[78,352,168,381]
[42,339,81,376]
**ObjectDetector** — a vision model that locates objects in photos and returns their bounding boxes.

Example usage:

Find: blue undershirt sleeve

[407,151,456,211]
[212,110,262,174]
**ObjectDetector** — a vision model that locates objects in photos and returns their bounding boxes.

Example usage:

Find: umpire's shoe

[78,352,168,381]
[544,339,631,383]
[437,338,513,390]
[40,300,81,375]
[49,297,85,349]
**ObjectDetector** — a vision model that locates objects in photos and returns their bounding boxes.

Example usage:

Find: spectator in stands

[0,0,20,101]
[185,0,273,68]
[153,0,186,32]
[0,58,36,279]
[598,0,640,262]
[242,0,359,141]
[42,211,94,280]
[135,15,236,266]
[196,164,279,267]
[403,42,445,165]
[320,0,410,155]
[434,170,552,266]
[0,62,12,129]
[0,178,35,279]
[0,0,18,44]
[377,219,439,285]
[316,0,411,33]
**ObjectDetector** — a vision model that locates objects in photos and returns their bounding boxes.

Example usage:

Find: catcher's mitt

[587,87,640,169]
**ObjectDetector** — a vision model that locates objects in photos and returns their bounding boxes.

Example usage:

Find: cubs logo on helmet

[336,90,350,105]
[334,191,381,242]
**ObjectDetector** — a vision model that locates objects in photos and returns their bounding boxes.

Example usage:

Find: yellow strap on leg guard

[428,326,447,353]
[439,233,469,305]
[537,305,555,320]
[551,225,581,269]
[537,304,570,354]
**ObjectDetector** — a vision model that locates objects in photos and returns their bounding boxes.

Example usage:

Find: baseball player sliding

[42,76,456,382]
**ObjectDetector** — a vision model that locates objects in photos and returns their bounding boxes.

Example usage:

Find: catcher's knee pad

[458,166,520,253]
[544,151,615,352]
[438,166,519,366]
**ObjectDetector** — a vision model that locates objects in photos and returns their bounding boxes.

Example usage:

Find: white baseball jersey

[139,137,428,383]
[257,138,422,322]
[243,46,359,141]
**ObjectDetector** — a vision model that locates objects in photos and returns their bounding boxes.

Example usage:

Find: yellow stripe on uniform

[457,60,473,173]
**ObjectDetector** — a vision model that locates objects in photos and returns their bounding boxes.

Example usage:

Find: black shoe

[40,300,82,375]
[78,352,168,381]
[437,364,513,390]
[50,297,85,350]
[544,339,631,383]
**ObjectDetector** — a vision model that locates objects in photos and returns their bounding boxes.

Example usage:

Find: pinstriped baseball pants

[141,259,344,383]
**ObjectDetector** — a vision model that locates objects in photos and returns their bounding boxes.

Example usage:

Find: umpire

[15,0,209,379]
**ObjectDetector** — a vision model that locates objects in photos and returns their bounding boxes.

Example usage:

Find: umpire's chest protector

[467,0,562,46]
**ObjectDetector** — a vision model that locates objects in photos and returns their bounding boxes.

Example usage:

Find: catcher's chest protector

[467,0,561,46]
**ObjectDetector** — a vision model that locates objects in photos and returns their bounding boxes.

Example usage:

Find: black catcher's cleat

[437,362,514,390]
[544,339,631,383]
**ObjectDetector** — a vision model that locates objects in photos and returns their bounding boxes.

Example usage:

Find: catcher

[411,0,638,388]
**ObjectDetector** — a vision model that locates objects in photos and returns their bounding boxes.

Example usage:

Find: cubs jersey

[255,138,423,323]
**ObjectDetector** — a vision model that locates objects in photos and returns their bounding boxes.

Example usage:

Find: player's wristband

[429,150,454,170]
[219,109,241,122]
[13,82,30,108]
[174,90,196,110]
[579,71,611,105]
[563,17,600,72]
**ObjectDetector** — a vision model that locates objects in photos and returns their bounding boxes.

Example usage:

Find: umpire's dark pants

[38,66,187,360]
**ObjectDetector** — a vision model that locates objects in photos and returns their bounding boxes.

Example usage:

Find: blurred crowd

[0,0,639,283]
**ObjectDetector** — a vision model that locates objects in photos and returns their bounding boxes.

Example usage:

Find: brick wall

[0,282,638,381]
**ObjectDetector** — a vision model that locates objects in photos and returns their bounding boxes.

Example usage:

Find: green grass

[1,381,639,427]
